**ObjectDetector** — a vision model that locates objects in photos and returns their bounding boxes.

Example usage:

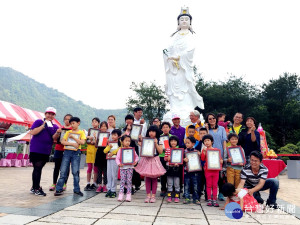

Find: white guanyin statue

[162,7,204,126]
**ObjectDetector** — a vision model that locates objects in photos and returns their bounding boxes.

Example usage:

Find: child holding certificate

[103,129,122,198]
[116,135,139,202]
[95,121,109,193]
[224,133,246,188]
[164,135,182,203]
[55,117,86,196]
[84,117,100,191]
[183,137,201,204]
[200,134,223,207]
[135,125,166,203]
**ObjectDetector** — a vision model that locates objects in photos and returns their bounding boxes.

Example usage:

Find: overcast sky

[1,0,299,109]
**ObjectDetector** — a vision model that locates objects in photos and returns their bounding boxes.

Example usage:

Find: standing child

[183,137,201,204]
[103,129,122,198]
[50,114,72,191]
[224,133,246,188]
[135,125,166,203]
[200,134,223,207]
[55,117,86,196]
[164,135,182,203]
[84,117,100,191]
[159,122,172,197]
[115,135,139,202]
[95,121,109,193]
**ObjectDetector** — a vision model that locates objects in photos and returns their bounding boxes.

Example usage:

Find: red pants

[205,170,219,200]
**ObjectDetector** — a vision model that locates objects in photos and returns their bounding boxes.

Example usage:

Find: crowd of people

[28,106,279,211]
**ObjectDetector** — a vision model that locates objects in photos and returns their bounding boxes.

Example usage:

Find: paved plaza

[0,163,299,225]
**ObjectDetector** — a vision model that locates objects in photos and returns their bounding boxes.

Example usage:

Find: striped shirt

[240,164,268,188]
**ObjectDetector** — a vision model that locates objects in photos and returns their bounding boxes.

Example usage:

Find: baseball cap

[45,107,56,115]
[172,114,180,120]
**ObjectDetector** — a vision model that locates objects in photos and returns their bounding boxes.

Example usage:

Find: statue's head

[171,7,194,36]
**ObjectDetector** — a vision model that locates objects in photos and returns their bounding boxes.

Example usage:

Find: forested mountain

[0,67,127,130]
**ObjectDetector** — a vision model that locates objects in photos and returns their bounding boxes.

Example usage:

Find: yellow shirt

[185,123,202,141]
[233,125,242,134]
[63,130,86,150]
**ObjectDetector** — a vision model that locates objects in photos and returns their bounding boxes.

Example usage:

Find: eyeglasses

[208,118,216,121]
[153,120,159,122]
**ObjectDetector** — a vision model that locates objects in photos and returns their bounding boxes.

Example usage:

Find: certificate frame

[86,128,100,145]
[160,135,170,150]
[186,151,202,172]
[169,148,184,165]
[58,128,69,144]
[64,132,81,150]
[141,138,155,157]
[227,146,246,165]
[120,147,135,165]
[130,124,142,141]
[106,141,119,160]
[96,132,110,147]
[207,148,222,170]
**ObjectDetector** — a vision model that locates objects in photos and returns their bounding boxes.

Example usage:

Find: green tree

[261,73,300,146]
[126,81,169,122]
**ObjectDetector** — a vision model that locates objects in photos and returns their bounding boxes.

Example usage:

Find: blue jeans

[56,150,81,192]
[254,178,279,204]
[184,172,199,200]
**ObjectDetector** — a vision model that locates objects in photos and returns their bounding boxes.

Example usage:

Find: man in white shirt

[133,107,147,137]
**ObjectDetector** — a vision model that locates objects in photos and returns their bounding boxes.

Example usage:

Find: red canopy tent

[0,100,62,133]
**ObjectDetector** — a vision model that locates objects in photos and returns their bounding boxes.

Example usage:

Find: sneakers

[167,197,172,203]
[96,186,103,193]
[84,184,91,191]
[74,191,84,196]
[183,198,190,204]
[49,184,56,191]
[193,199,201,205]
[218,193,225,201]
[110,192,117,198]
[213,200,219,207]
[118,193,124,202]
[63,184,67,191]
[90,184,97,190]
[105,190,112,198]
[144,196,151,203]
[207,199,213,206]
[35,187,46,196]
[174,197,180,203]
[266,200,278,209]
[30,187,35,194]
[150,197,156,203]
[126,193,132,202]
[102,185,108,193]
[135,186,140,191]
[54,190,64,196]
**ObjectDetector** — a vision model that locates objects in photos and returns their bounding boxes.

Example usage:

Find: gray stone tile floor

[0,183,299,225]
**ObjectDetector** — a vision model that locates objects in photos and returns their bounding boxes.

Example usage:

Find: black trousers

[160,157,167,192]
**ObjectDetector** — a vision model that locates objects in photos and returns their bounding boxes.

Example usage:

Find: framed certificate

[207,148,222,170]
[97,132,110,147]
[86,128,100,144]
[130,124,142,141]
[58,128,69,144]
[141,138,155,157]
[160,135,170,150]
[186,151,202,172]
[227,146,246,165]
[121,148,135,165]
[106,141,119,160]
[170,148,184,165]
[64,132,81,150]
